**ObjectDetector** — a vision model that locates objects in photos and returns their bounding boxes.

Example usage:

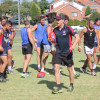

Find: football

[49,31,56,43]
[37,72,46,78]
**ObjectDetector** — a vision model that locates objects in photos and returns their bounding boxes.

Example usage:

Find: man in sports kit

[0,21,14,82]
[32,16,47,71]
[92,18,100,70]
[41,18,55,74]
[78,20,99,76]
[64,15,80,78]
[52,14,79,94]
[21,20,36,78]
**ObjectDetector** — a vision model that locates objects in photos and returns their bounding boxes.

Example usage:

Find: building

[49,0,100,20]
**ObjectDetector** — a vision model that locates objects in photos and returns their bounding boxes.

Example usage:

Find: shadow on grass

[38,80,68,90]
[16,68,23,73]
[29,64,37,71]
[79,60,86,62]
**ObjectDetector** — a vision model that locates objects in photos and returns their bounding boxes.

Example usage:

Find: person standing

[51,14,79,94]
[20,20,36,78]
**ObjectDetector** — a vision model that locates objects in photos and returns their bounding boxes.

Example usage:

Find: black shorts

[54,53,74,67]
[22,43,33,55]
[0,50,8,56]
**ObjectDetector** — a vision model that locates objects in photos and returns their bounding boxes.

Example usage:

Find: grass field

[0,36,100,100]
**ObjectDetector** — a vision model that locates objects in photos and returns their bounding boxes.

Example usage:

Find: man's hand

[78,46,81,52]
[33,45,37,51]
[48,38,53,42]
[70,45,75,51]
[34,38,38,43]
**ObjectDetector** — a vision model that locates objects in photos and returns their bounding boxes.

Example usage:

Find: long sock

[41,68,44,72]
[8,66,11,70]
[57,84,61,89]
[38,65,41,68]
[0,73,3,77]
[93,64,96,69]
[73,68,76,74]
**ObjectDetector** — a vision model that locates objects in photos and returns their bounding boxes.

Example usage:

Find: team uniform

[42,25,52,52]
[94,25,100,47]
[84,28,96,55]
[21,27,33,55]
[35,23,47,48]
[53,25,77,67]
[0,28,9,56]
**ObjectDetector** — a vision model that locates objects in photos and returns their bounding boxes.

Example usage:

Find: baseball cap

[55,14,65,20]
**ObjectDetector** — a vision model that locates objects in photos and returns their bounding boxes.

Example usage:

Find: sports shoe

[7,69,16,74]
[74,73,80,78]
[52,87,63,94]
[91,70,96,76]
[80,67,87,74]
[0,77,8,82]
[21,73,29,78]
[38,67,41,72]
[67,85,74,92]
[41,70,49,74]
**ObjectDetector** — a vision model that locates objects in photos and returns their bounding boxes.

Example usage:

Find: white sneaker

[41,70,49,74]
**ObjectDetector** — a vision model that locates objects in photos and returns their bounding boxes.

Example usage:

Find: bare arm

[47,26,52,38]
[27,28,36,50]
[31,24,38,42]
[95,29,99,47]
[70,34,80,51]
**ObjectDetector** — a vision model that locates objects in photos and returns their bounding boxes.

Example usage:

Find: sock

[0,73,3,77]
[91,69,94,72]
[41,68,44,72]
[70,83,73,87]
[73,68,76,74]
[57,84,61,89]
[22,72,25,74]
[8,66,11,70]
[93,64,96,69]
[38,65,41,68]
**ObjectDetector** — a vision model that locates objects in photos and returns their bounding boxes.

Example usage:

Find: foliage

[88,12,100,21]
[85,6,92,16]
[30,2,41,24]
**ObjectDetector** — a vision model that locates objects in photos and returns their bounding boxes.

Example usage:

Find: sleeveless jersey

[84,28,96,48]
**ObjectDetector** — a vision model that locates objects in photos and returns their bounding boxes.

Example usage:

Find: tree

[85,6,92,16]
[39,0,49,14]
[88,12,100,21]
[30,2,41,24]
[0,2,10,15]
[10,4,18,16]
[22,1,31,9]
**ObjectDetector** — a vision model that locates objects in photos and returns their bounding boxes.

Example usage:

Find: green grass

[0,37,100,100]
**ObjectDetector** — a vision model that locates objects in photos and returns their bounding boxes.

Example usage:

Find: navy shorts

[54,53,74,67]
[94,42,97,48]
[35,42,43,48]
[22,43,33,55]
[7,42,12,50]
[0,50,8,56]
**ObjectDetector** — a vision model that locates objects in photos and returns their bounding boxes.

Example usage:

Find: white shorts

[43,44,52,53]
[84,46,94,55]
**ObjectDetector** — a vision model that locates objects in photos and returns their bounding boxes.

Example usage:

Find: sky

[13,0,53,3]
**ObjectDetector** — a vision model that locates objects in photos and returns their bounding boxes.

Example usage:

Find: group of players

[20,14,100,94]
[0,16,15,82]
[0,14,100,94]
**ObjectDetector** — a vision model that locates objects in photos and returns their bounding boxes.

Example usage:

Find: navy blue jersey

[53,25,76,53]
[0,28,9,52]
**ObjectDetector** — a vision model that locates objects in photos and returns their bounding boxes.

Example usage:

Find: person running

[64,15,80,78]
[78,20,99,76]
[32,16,47,71]
[41,18,55,74]
[51,14,79,94]
[0,21,14,82]
[20,20,36,78]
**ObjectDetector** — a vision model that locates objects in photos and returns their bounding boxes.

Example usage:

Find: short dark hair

[6,21,12,26]
[64,15,69,21]
[40,16,45,20]
[48,18,54,24]
[24,20,30,26]
[0,16,8,21]
[95,18,100,23]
